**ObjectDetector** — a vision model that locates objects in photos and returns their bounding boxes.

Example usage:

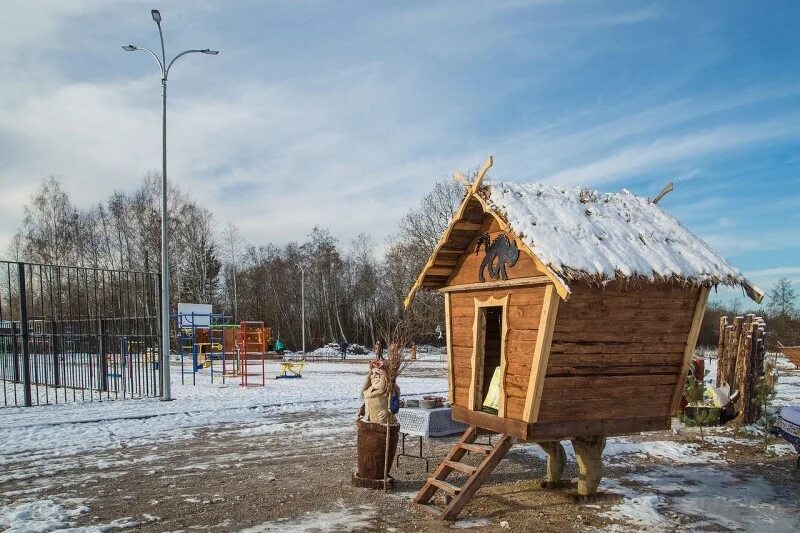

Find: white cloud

[747,266,800,278]
[544,118,800,186]
[0,0,798,281]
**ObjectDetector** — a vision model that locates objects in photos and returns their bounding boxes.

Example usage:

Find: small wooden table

[396,407,468,472]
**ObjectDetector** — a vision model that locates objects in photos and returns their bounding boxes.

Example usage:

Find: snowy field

[0,354,448,461]
[0,349,798,532]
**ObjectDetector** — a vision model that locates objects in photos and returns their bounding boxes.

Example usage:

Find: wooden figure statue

[361,360,400,424]
[352,360,400,489]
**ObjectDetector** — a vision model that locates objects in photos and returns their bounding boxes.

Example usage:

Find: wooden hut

[407,157,763,520]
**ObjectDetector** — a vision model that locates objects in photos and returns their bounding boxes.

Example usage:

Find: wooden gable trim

[404,199,478,307]
[404,158,571,307]
[404,157,495,309]
[669,286,709,415]
[468,294,509,416]
[523,283,560,423]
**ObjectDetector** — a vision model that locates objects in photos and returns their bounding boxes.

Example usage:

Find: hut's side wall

[537,281,700,423]
[449,285,546,420]
[448,216,544,286]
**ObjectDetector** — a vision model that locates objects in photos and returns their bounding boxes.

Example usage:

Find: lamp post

[300,265,307,354]
[123,9,218,400]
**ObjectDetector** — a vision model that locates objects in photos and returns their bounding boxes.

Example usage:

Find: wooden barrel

[352,419,399,489]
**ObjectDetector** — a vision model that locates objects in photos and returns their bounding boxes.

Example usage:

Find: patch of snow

[604,440,722,465]
[0,499,88,532]
[702,435,745,446]
[520,438,720,466]
[75,513,161,531]
[601,478,667,532]
[240,503,374,532]
[452,517,494,528]
[637,466,799,532]
[767,443,796,456]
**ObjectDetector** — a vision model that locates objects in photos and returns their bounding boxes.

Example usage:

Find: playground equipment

[276,360,305,379]
[173,309,236,385]
[237,321,267,387]
[172,306,276,386]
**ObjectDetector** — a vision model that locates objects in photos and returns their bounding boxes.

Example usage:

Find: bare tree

[220,223,244,320]
[767,277,797,318]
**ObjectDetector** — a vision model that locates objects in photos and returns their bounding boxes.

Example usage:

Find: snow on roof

[483,181,761,299]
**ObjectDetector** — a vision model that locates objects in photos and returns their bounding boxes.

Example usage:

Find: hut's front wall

[536,281,701,427]
[449,285,546,420]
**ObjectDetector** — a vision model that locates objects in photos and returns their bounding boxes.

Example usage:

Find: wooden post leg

[537,441,567,488]
[571,435,606,497]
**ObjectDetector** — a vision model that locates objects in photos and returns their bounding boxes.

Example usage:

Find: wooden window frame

[469,295,509,416]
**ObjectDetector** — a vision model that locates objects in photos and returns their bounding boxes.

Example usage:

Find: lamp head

[151,9,161,23]
[122,45,138,51]
[201,49,220,55]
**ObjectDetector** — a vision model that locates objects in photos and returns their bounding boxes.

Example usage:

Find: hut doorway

[477,305,504,413]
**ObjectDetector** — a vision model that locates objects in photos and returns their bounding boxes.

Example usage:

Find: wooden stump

[352,419,399,489]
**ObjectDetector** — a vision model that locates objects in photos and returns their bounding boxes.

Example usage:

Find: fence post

[11,322,20,383]
[99,318,108,392]
[51,320,61,388]
[17,263,32,407]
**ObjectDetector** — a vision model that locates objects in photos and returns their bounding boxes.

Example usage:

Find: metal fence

[0,261,162,407]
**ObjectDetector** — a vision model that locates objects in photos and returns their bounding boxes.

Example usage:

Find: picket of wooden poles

[716,314,768,426]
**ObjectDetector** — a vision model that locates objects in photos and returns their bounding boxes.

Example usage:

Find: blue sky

[0,1,798,307]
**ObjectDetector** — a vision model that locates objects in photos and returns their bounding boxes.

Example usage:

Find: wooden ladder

[412,425,514,521]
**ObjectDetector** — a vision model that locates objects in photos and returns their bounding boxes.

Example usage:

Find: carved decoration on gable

[476,232,520,282]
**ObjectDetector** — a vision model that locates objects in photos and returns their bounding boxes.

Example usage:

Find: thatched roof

[405,157,763,306]
[484,181,761,301]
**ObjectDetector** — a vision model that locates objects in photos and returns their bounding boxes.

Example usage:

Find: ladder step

[414,503,443,517]
[459,443,493,454]
[428,478,461,495]
[444,460,477,475]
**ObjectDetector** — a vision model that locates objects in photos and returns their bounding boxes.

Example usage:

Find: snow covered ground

[0,350,799,532]
[0,358,447,463]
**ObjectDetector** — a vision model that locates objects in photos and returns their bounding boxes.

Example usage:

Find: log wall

[448,285,546,420]
[537,281,700,423]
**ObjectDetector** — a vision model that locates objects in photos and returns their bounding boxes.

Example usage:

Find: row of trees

[7,174,463,350]
[7,175,222,305]
[218,179,464,348]
[8,174,798,351]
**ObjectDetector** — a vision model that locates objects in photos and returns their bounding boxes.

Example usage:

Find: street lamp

[299,264,307,354]
[123,9,218,400]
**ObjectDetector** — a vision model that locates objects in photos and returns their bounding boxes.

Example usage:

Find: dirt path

[3,362,800,531]
[3,402,800,532]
